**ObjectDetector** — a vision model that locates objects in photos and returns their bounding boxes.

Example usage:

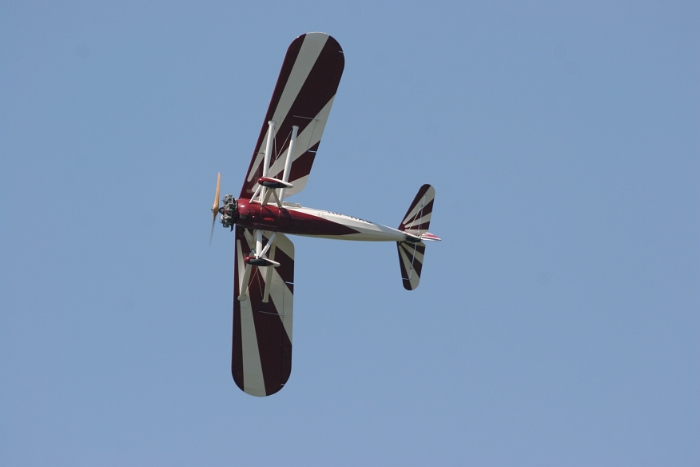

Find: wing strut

[238,33,345,201]
[279,125,298,201]
[259,120,276,204]
[254,124,298,207]
[238,230,279,301]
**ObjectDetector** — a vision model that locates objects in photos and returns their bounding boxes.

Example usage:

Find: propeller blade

[211,172,221,218]
[209,217,216,244]
[210,172,221,245]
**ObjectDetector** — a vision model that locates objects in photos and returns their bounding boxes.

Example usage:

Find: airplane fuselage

[234,198,408,242]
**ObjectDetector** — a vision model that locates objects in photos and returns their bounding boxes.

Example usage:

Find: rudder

[396,184,438,290]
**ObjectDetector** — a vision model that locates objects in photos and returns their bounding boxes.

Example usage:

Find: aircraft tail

[396,185,439,290]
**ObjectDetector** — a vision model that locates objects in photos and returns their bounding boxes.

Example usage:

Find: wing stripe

[246,35,328,184]
[233,227,295,397]
[267,267,294,342]
[241,33,344,198]
[268,34,329,138]
[250,287,292,396]
[235,239,267,396]
[261,97,334,196]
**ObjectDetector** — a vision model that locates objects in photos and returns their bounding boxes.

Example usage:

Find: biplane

[210,33,439,397]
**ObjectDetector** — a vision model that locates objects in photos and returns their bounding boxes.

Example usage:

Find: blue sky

[1,1,698,465]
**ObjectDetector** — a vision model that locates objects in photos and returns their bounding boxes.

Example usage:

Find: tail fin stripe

[403,213,433,230]
[402,197,433,228]
[401,243,425,264]
[399,247,415,279]
[397,245,411,278]
[397,241,426,290]
[397,184,435,291]
[399,185,435,234]
[404,222,431,232]
[398,245,417,280]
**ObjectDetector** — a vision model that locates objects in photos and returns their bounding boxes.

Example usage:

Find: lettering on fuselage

[322,211,372,224]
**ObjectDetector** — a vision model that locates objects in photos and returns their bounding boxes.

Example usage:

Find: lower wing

[232,227,294,397]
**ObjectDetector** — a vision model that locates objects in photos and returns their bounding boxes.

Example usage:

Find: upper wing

[240,33,345,200]
[232,226,294,397]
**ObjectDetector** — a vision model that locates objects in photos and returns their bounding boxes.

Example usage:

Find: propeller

[209,172,221,244]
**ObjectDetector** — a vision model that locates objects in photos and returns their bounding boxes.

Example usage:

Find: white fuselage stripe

[289,206,407,242]
[236,240,266,396]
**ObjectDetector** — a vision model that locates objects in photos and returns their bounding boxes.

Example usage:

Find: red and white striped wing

[232,227,294,397]
[240,33,345,199]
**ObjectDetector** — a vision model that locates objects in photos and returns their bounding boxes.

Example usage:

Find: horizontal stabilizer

[420,232,441,242]
[399,184,435,235]
[397,241,425,290]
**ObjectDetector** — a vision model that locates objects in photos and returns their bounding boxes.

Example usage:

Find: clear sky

[1,1,698,466]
